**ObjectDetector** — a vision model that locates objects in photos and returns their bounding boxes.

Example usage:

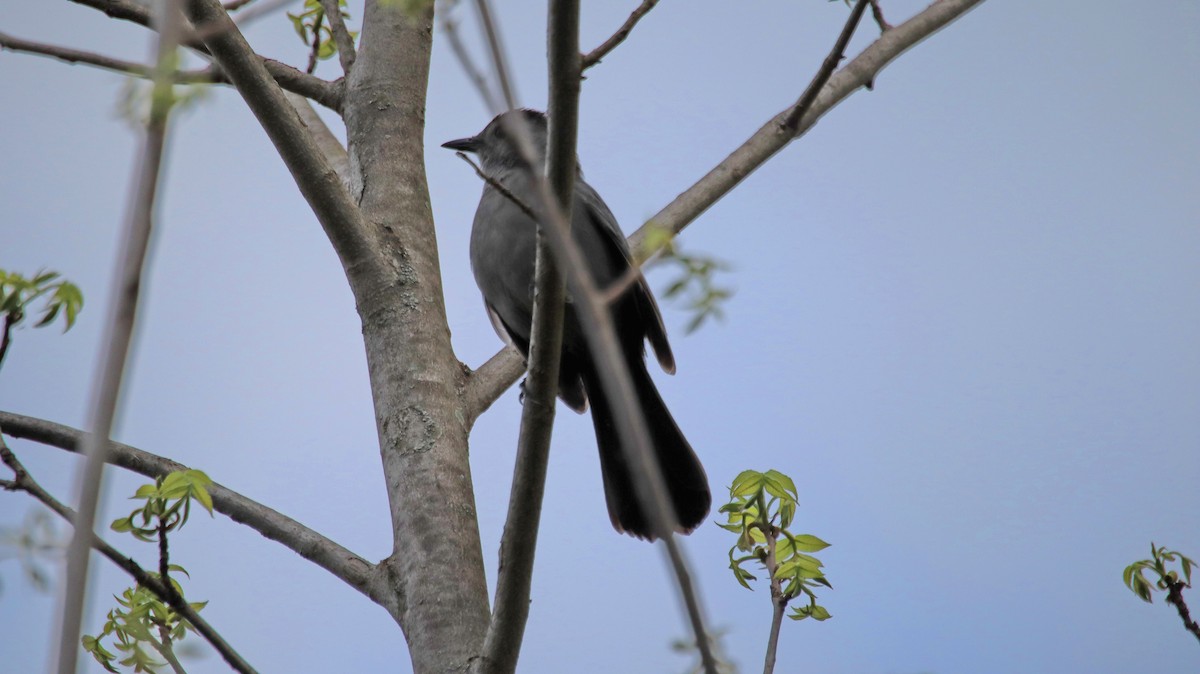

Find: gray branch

[0,30,216,82]
[473,1,577,671]
[319,0,357,74]
[0,410,383,609]
[580,0,659,71]
[0,432,259,674]
[65,0,345,111]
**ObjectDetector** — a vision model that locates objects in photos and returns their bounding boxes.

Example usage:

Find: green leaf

[729,470,764,498]
[133,483,159,499]
[34,302,61,327]
[31,271,60,285]
[791,534,831,553]
[762,469,798,501]
[809,605,832,621]
[287,12,309,39]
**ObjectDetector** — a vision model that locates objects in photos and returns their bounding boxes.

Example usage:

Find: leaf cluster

[0,268,83,334]
[288,0,357,62]
[1123,542,1195,603]
[641,225,734,334]
[84,470,214,673]
[83,581,208,673]
[719,469,832,621]
[110,469,215,542]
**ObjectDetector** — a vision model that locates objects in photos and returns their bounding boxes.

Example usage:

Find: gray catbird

[443,109,711,540]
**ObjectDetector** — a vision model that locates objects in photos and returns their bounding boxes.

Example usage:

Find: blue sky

[2,1,1198,672]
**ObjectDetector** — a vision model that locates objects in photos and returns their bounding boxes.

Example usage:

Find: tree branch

[0,313,14,373]
[0,31,216,82]
[182,0,373,275]
[580,0,659,71]
[869,0,892,33]
[472,0,518,109]
[0,410,382,607]
[0,431,259,674]
[630,0,986,253]
[782,0,869,132]
[440,10,502,113]
[320,0,357,74]
[58,3,184,667]
[65,0,345,111]
[284,90,350,185]
[473,1,577,671]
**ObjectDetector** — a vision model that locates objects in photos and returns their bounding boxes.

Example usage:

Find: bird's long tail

[582,359,711,540]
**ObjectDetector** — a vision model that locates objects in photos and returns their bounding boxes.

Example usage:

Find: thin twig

[869,0,892,32]
[223,0,259,10]
[144,631,187,674]
[0,31,216,82]
[320,0,357,73]
[1165,580,1200,644]
[0,432,258,674]
[454,153,537,220]
[440,12,502,112]
[761,525,784,674]
[782,0,870,131]
[306,9,325,74]
[58,2,184,670]
[472,0,518,108]
[0,313,14,373]
[65,0,344,111]
[580,0,659,71]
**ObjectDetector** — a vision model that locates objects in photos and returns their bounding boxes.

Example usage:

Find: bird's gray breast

[469,183,538,341]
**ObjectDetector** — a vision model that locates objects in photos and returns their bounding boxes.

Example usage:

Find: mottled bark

[343,3,491,671]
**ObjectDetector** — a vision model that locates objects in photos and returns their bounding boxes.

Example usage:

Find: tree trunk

[344,3,491,671]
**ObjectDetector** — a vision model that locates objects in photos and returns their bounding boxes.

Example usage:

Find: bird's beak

[441,136,479,152]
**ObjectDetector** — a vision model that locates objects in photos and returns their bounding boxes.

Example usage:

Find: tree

[2,2,1198,673]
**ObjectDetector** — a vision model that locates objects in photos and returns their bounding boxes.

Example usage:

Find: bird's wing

[575,180,676,374]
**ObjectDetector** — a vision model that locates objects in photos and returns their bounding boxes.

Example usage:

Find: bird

[443,109,711,540]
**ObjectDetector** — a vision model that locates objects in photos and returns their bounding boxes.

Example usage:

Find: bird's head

[442,108,548,173]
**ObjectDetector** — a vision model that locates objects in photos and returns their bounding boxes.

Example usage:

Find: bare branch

[474,1,577,671]
[0,31,216,82]
[0,314,14,373]
[629,0,986,254]
[182,0,373,273]
[305,8,325,74]
[782,0,870,131]
[320,0,357,74]
[869,0,892,33]
[440,11,502,112]
[58,3,184,668]
[580,0,659,71]
[65,0,345,111]
[472,0,518,108]
[0,432,259,674]
[223,0,259,10]
[463,345,526,421]
[284,90,350,185]
[0,410,381,607]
